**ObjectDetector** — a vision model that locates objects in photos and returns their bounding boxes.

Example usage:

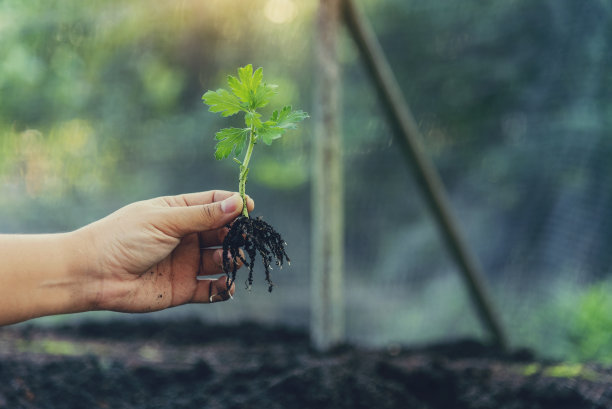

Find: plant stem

[239,127,256,217]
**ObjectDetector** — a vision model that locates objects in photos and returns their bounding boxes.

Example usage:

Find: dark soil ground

[0,319,611,409]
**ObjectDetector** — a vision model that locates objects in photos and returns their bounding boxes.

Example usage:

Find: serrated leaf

[255,106,308,145]
[238,64,254,90]
[275,106,309,129]
[226,65,276,110]
[202,89,244,117]
[214,127,249,160]
[251,82,278,109]
[227,75,249,103]
[245,111,262,128]
[203,65,309,164]
[258,124,285,145]
[251,67,263,91]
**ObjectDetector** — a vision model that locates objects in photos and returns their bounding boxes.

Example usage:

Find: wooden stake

[311,0,345,351]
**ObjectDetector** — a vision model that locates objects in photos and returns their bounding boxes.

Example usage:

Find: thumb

[164,194,243,236]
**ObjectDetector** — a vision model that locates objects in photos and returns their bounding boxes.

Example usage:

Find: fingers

[160,190,231,207]
[199,248,243,276]
[163,194,242,237]
[198,226,230,248]
[191,276,236,304]
[161,191,255,212]
[160,192,255,237]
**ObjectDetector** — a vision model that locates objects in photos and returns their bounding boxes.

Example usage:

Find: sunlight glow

[264,0,297,24]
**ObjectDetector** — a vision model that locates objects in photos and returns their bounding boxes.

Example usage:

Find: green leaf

[228,65,276,110]
[251,67,263,91]
[227,75,249,103]
[274,106,309,129]
[256,106,309,145]
[258,123,285,145]
[202,89,244,117]
[251,82,278,109]
[238,64,254,90]
[214,127,249,160]
[245,111,262,128]
[203,65,309,162]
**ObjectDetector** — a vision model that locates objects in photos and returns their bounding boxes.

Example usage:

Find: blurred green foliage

[568,281,612,364]
[0,0,313,213]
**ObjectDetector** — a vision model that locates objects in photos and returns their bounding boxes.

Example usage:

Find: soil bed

[0,319,610,409]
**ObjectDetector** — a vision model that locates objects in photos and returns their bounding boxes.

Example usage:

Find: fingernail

[221,195,240,213]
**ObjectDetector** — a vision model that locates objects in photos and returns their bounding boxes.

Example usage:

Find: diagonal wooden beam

[342,0,508,349]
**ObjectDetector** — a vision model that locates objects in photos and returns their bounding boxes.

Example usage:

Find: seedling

[203,64,308,292]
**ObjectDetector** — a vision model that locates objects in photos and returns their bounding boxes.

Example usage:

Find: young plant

[203,64,308,292]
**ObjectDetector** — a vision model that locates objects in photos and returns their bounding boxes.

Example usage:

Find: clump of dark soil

[1,319,611,409]
[222,215,289,292]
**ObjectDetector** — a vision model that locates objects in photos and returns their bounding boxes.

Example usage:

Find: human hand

[75,190,254,313]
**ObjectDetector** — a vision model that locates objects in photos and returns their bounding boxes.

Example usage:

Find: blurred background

[1,0,611,362]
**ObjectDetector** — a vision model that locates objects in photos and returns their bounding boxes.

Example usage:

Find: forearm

[0,232,95,325]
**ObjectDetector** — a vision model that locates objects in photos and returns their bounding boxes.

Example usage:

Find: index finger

[160,191,255,210]
[159,190,255,215]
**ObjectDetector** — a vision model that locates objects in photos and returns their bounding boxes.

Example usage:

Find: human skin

[0,190,254,326]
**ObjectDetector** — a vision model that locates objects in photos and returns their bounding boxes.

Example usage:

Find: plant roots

[222,215,290,292]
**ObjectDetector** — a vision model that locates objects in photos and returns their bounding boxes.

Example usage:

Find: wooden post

[311,0,345,351]
[343,0,508,349]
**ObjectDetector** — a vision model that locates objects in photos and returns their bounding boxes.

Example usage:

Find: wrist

[69,224,135,312]
[65,227,104,312]
[0,232,99,325]
[35,231,99,318]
